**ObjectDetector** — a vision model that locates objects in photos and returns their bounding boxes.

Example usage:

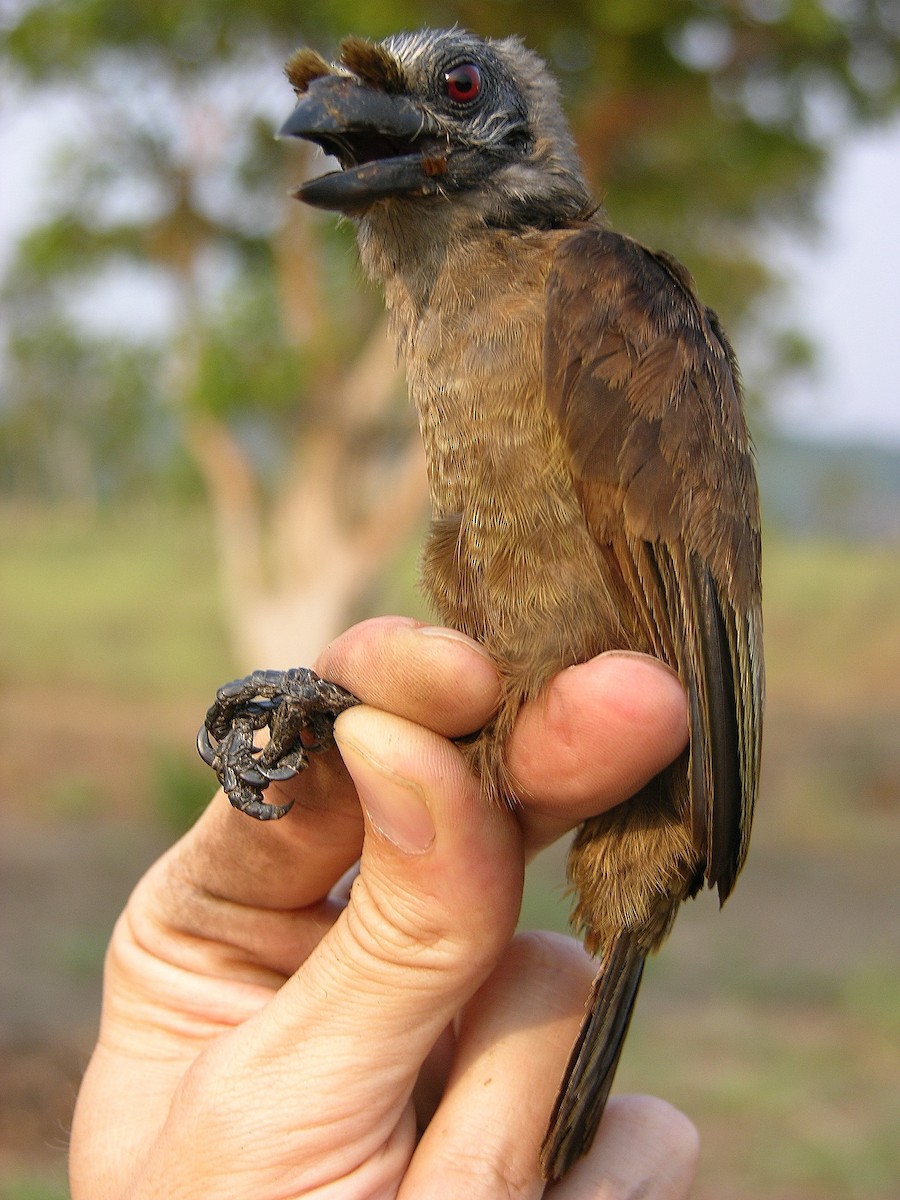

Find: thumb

[317,704,524,1082]
[189,705,524,1184]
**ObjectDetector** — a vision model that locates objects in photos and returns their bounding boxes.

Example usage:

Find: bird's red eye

[444,63,482,104]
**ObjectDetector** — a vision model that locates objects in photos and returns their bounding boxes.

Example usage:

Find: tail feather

[539,932,645,1181]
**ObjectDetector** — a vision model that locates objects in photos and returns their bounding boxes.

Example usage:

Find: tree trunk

[184,334,427,671]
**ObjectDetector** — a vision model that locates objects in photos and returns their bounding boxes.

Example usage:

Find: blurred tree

[2,4,428,665]
[2,0,899,660]
[0,319,166,511]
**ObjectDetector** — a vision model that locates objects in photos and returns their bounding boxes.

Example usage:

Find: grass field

[1,501,898,1199]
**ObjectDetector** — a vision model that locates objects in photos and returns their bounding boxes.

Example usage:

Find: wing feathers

[625,336,685,418]
[545,227,763,892]
[695,558,742,897]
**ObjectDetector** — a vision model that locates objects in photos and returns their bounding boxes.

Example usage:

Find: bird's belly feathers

[421,466,620,685]
[405,272,623,693]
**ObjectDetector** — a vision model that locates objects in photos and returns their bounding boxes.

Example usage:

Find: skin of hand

[69,616,698,1200]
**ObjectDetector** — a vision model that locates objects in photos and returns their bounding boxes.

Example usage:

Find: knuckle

[506,928,586,972]
[502,930,595,1012]
[343,872,493,986]
[425,1143,536,1200]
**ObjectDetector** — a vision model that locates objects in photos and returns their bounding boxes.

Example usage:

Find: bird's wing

[543,227,763,898]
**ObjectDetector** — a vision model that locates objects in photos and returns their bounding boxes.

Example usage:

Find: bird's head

[279,28,595,230]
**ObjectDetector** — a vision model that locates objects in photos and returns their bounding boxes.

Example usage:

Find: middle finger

[400,931,596,1200]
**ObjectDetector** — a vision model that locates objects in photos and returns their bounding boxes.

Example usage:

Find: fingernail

[417,625,493,658]
[334,728,435,855]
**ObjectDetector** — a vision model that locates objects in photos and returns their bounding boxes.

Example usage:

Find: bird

[203,26,764,1181]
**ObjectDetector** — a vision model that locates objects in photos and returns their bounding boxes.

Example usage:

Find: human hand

[70,617,697,1199]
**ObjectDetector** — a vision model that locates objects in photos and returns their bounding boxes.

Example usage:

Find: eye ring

[444,62,482,104]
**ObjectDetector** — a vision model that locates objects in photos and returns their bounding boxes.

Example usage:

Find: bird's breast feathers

[406,226,626,666]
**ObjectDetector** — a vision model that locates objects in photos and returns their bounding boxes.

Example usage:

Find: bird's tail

[539,931,645,1181]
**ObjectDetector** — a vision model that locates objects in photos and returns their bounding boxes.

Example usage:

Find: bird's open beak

[278,75,447,211]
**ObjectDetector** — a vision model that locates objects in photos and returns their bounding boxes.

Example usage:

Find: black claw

[197,666,360,819]
[232,792,295,820]
[196,726,217,767]
[238,765,270,789]
[259,764,301,783]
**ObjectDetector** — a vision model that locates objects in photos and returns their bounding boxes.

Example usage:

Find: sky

[1,87,899,447]
[774,117,900,445]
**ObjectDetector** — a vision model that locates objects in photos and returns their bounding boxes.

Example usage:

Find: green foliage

[7,216,143,286]
[0,320,167,503]
[149,745,215,833]
[184,270,308,420]
[3,0,445,71]
[0,1174,69,1200]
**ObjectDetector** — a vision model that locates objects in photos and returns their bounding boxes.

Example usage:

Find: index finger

[314,615,500,737]
[178,616,501,914]
[508,652,689,853]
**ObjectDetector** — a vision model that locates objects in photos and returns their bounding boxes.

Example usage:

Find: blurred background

[1,1,899,1197]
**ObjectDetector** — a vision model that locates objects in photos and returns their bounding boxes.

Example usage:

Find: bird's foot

[197,668,360,818]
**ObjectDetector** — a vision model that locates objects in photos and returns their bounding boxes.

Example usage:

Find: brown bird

[200,27,763,1181]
